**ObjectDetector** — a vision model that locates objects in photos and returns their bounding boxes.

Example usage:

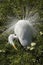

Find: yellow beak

[13,45,18,50]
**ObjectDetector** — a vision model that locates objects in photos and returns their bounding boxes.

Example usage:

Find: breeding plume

[8,13,39,50]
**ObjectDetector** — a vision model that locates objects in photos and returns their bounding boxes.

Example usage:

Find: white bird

[8,19,37,50]
[8,13,39,50]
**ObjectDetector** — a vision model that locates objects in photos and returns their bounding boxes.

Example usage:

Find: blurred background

[0,0,43,65]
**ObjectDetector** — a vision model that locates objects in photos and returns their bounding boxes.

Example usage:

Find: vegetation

[0,0,43,65]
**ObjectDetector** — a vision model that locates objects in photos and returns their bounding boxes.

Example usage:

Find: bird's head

[8,34,18,50]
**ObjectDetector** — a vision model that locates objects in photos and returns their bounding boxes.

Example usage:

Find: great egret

[8,20,33,50]
[1,12,39,50]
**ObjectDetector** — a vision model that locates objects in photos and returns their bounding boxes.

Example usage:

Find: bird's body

[14,20,33,47]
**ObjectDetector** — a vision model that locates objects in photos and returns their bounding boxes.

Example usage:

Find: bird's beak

[13,44,18,50]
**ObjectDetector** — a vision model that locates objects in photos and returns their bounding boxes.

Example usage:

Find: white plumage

[14,20,33,46]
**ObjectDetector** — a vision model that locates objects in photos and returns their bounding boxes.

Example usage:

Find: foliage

[0,0,43,65]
